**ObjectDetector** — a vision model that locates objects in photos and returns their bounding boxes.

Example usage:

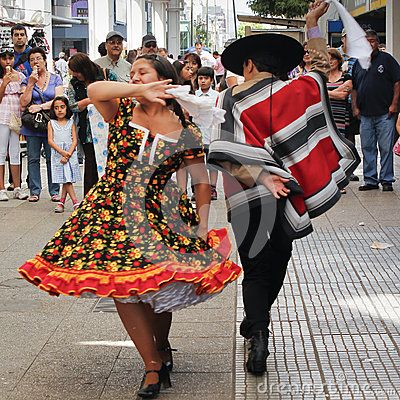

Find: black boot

[246,331,270,375]
[239,317,252,339]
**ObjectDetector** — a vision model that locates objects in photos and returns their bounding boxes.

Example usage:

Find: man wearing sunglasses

[141,34,158,55]
[95,31,131,82]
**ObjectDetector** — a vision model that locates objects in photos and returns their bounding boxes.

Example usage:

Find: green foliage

[248,0,309,18]
[194,20,208,45]
[238,22,265,38]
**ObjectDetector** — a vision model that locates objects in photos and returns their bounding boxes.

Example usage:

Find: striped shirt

[326,74,351,136]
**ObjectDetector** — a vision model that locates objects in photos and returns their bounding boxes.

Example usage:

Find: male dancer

[208,0,360,375]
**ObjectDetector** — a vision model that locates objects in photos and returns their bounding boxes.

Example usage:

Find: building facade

[0,0,180,63]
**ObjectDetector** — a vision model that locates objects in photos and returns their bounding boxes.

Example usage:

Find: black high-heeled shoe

[158,342,177,372]
[137,363,171,399]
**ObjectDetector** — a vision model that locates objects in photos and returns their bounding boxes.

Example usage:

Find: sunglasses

[107,40,123,45]
[144,42,157,49]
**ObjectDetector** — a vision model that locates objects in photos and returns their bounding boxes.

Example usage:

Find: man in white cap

[55,51,68,85]
[95,31,131,82]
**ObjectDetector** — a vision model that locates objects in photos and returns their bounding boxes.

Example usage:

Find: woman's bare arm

[88,80,175,121]
[184,157,211,239]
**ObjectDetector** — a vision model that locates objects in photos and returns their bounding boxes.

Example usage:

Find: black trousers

[231,201,293,336]
[82,142,98,196]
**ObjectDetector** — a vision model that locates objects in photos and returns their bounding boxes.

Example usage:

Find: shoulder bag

[21,87,51,133]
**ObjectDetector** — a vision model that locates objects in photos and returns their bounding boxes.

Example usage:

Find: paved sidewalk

[1,156,399,399]
[236,158,400,399]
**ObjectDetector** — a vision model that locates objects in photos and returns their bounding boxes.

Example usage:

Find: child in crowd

[0,48,28,201]
[194,67,219,200]
[48,96,81,213]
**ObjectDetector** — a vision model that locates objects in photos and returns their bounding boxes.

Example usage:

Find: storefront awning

[52,15,87,25]
[237,14,305,28]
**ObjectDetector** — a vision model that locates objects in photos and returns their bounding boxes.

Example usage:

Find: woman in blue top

[20,47,63,202]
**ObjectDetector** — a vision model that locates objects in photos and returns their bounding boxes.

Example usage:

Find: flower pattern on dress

[19,97,241,301]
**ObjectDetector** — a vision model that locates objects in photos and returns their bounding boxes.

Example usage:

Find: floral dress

[19,98,241,313]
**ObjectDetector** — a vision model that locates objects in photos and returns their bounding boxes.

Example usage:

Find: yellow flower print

[73,260,84,270]
[155,233,162,241]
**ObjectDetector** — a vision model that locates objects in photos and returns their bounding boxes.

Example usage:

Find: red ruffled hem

[18,228,241,298]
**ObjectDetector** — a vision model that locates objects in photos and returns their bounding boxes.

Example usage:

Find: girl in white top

[48,96,81,213]
[0,50,28,201]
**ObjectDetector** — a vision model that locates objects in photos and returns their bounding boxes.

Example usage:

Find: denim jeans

[26,135,59,196]
[360,114,396,185]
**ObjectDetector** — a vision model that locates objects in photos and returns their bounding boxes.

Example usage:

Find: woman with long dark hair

[183,52,202,91]
[172,59,193,87]
[19,54,240,398]
[67,52,118,195]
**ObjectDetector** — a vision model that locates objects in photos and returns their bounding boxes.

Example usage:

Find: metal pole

[206,0,209,46]
[213,0,217,50]
[190,0,193,45]
[232,0,237,38]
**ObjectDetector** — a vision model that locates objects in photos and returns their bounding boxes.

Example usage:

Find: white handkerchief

[326,0,371,69]
[166,85,226,128]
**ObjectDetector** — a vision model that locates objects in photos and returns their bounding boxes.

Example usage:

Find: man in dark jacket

[352,29,400,192]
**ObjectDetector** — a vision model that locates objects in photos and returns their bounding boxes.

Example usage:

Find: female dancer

[19,54,240,398]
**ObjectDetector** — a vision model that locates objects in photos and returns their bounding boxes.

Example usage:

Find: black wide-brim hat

[221,33,304,76]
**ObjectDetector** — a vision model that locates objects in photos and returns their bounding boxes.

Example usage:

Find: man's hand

[258,172,291,199]
[353,106,361,120]
[388,103,397,118]
[306,1,329,27]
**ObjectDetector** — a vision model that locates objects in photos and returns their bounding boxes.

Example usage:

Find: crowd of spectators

[0,23,399,209]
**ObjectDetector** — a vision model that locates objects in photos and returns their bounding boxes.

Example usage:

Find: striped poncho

[208,71,360,239]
